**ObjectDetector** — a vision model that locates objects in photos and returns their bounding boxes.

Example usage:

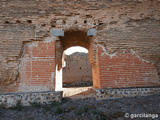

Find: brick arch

[18,28,99,92]
[59,29,91,49]
[56,29,93,70]
[18,28,160,93]
[55,29,99,90]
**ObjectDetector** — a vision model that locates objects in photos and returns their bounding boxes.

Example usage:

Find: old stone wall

[95,87,160,99]
[0,91,62,108]
[63,52,92,87]
[0,0,160,93]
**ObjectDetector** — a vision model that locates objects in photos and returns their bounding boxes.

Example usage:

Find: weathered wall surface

[0,0,160,92]
[97,45,159,88]
[63,52,92,87]
[19,39,56,92]
[95,87,160,99]
[0,91,62,108]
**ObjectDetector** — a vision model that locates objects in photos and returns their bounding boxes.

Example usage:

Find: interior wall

[63,52,92,87]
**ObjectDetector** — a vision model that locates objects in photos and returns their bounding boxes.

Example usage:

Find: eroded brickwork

[19,38,56,92]
[97,44,160,88]
[0,0,160,93]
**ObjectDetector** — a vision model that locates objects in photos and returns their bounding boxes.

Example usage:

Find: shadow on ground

[0,94,160,120]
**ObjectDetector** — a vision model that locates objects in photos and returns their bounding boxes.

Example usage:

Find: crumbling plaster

[0,0,160,92]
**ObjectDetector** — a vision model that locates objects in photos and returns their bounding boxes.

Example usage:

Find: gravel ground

[0,94,160,120]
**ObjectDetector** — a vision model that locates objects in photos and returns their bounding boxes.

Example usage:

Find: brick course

[0,0,160,93]
[19,40,56,92]
[97,45,160,89]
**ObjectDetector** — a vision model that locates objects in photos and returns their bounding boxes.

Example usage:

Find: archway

[63,46,92,88]
[55,29,96,96]
[55,29,92,70]
[18,28,100,93]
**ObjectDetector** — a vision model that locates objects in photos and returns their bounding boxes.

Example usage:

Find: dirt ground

[0,94,160,120]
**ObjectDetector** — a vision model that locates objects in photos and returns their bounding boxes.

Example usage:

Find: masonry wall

[0,91,62,108]
[63,52,92,87]
[19,39,56,92]
[0,0,160,93]
[97,45,160,89]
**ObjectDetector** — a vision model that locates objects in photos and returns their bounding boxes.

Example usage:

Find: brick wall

[97,45,160,89]
[0,0,160,93]
[19,40,56,92]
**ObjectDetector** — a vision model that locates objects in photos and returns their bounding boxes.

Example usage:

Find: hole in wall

[41,23,46,27]
[4,21,9,24]
[84,20,87,24]
[27,20,32,23]
[16,20,21,23]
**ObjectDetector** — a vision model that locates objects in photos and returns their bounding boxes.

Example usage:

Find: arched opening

[63,46,92,88]
[55,29,96,97]
[55,29,92,71]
